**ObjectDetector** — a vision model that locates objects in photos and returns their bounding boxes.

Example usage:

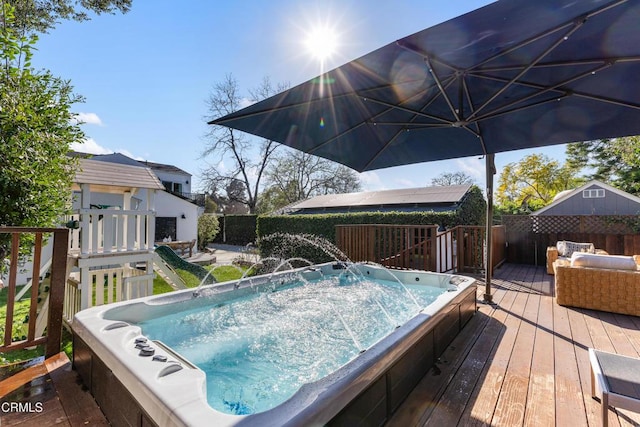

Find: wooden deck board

[524,268,555,427]
[553,297,589,427]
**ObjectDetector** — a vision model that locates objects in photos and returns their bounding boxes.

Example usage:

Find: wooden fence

[503,215,640,265]
[0,227,68,358]
[335,224,505,274]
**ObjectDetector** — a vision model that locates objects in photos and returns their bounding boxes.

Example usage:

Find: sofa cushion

[556,240,595,257]
[570,252,638,271]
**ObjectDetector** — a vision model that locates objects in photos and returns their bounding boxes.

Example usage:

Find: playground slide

[153,245,214,289]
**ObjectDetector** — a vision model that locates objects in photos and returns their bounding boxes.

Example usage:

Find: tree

[566,137,640,195]
[202,75,286,213]
[255,185,291,214]
[203,195,218,214]
[496,153,580,214]
[0,3,83,229]
[258,150,362,213]
[197,214,219,251]
[6,0,131,35]
[431,171,474,186]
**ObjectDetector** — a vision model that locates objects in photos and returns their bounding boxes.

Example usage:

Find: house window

[583,188,605,198]
[155,217,177,242]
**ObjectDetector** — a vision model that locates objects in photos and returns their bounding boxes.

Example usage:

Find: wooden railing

[336,225,439,271]
[67,208,154,256]
[0,227,68,358]
[336,224,506,274]
[64,267,154,322]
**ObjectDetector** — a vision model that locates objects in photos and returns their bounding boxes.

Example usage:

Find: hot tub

[72,262,477,426]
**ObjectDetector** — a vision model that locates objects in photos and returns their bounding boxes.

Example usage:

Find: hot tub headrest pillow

[570,252,639,271]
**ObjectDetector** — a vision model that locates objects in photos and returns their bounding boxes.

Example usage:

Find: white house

[138,160,202,244]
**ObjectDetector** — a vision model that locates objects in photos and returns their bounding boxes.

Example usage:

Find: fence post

[429,226,437,271]
[45,228,69,358]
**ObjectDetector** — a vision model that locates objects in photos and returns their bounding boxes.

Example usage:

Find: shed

[531,180,640,216]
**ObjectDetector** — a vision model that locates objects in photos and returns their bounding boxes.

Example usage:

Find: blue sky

[33,0,567,192]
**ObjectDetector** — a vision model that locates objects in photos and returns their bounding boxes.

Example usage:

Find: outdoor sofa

[546,240,608,274]
[554,252,640,316]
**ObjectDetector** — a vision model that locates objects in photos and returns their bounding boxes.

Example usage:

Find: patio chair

[589,348,640,427]
[554,253,640,316]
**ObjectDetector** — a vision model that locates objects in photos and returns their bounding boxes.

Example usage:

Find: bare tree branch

[201,74,287,213]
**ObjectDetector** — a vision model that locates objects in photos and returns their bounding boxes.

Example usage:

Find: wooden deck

[389,263,640,427]
[2,263,640,426]
[0,352,108,426]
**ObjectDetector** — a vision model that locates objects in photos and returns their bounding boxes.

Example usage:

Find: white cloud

[394,177,416,188]
[73,112,104,126]
[239,97,255,109]
[71,138,112,154]
[359,171,383,191]
[455,157,485,183]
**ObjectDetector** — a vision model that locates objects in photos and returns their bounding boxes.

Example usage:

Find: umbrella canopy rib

[471,62,614,122]
[424,56,461,123]
[468,20,586,121]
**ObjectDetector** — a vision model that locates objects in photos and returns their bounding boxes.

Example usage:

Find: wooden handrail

[0,227,68,358]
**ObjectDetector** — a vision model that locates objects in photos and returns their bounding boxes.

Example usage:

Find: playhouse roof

[73,158,164,193]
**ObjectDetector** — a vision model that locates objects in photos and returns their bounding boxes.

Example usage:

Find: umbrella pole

[484,153,495,303]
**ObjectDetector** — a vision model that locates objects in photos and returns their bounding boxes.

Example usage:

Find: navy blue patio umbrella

[211,0,640,301]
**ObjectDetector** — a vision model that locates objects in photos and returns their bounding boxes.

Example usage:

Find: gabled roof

[138,160,190,176]
[531,180,640,215]
[282,184,473,214]
[70,151,191,176]
[73,158,164,193]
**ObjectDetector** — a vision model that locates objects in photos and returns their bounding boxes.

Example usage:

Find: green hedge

[213,214,257,245]
[257,186,485,241]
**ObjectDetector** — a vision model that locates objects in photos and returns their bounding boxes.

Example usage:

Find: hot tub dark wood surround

[73,336,159,427]
[328,285,477,426]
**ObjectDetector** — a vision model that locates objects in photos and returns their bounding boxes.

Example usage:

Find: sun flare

[305,26,339,61]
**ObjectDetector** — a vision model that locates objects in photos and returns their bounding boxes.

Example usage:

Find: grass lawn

[167,264,250,290]
[0,286,43,364]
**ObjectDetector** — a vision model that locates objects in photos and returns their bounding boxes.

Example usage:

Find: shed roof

[282,184,472,214]
[73,158,164,193]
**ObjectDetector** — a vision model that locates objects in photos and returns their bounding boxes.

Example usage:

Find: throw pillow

[558,240,595,257]
[570,252,638,270]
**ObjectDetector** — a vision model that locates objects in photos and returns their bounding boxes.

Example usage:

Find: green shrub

[197,214,220,250]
